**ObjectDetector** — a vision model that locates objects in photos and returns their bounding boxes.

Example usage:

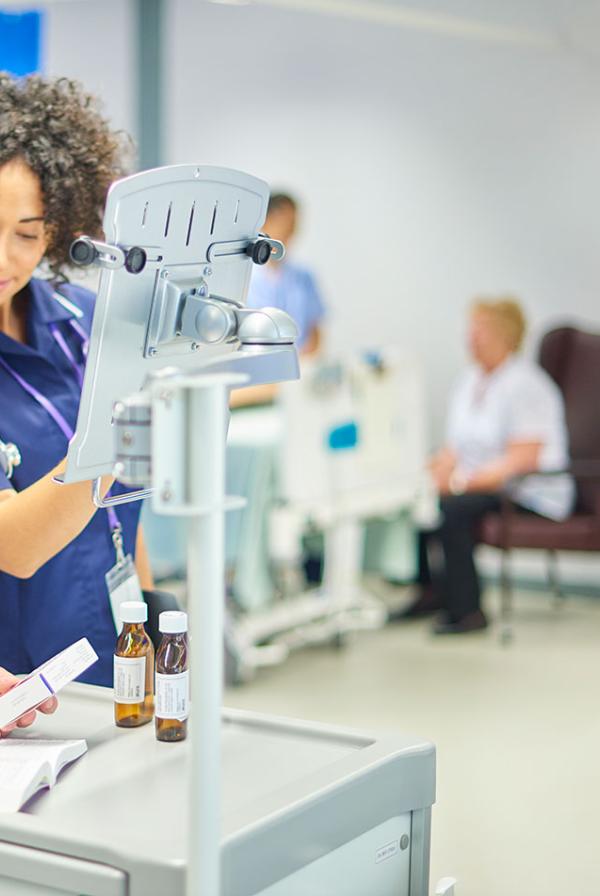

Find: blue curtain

[0,10,42,76]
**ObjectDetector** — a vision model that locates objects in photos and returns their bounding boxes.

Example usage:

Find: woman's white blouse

[447,354,575,520]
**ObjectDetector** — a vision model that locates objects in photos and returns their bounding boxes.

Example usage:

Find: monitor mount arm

[70,234,298,510]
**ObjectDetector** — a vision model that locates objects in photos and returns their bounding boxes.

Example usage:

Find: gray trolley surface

[0,684,435,896]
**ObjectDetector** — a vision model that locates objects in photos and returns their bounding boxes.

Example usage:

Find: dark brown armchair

[478,326,600,642]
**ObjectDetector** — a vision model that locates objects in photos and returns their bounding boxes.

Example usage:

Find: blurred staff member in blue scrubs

[249,192,325,354]
[231,192,326,407]
[0,73,153,687]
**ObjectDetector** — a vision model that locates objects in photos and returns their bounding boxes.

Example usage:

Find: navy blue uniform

[0,278,141,686]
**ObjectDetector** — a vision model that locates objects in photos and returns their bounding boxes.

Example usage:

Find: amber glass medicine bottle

[155,611,189,742]
[114,601,155,728]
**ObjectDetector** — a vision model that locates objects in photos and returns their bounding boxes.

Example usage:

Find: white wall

[166,0,600,446]
[43,0,136,138]
[38,0,600,446]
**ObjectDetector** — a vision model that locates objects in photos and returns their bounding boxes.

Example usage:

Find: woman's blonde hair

[471,297,527,352]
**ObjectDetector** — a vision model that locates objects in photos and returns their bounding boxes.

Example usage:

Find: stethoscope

[0,439,21,480]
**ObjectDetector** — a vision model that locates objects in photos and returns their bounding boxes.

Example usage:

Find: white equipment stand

[61,164,300,896]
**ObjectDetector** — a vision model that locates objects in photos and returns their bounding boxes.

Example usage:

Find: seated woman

[402,298,574,634]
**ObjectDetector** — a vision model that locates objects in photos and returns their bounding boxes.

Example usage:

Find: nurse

[246,192,325,354]
[0,73,153,686]
[230,191,326,408]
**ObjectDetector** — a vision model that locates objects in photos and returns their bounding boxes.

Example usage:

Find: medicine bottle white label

[155,671,189,720]
[114,656,146,704]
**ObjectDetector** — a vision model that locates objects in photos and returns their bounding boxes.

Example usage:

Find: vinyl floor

[224,584,600,896]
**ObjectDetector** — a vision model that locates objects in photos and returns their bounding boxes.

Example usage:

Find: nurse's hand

[0,667,58,737]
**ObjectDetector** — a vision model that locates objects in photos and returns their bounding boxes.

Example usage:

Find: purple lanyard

[49,322,85,389]
[0,314,120,533]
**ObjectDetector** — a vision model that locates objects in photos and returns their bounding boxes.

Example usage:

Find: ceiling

[207,0,600,52]
[1,0,599,53]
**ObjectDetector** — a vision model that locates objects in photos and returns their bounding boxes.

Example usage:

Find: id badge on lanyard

[105,520,144,634]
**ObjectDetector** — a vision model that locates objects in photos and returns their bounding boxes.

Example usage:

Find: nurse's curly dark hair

[0,72,130,278]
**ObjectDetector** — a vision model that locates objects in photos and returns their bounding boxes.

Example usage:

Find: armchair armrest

[508,461,600,484]
[493,460,600,545]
